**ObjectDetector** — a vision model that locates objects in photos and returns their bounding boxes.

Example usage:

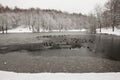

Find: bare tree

[95,5,103,32]
[0,15,5,33]
[105,0,120,31]
[102,10,111,28]
[88,13,97,34]
[0,13,9,34]
[0,6,96,33]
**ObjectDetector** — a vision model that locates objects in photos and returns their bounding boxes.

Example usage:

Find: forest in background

[0,0,120,33]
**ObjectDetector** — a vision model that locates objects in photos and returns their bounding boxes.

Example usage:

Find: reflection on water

[94,35,120,60]
[28,47,95,57]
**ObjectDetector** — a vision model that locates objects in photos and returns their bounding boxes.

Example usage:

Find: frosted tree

[95,5,103,32]
[0,5,93,33]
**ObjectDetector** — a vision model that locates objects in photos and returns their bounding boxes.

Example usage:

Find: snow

[51,29,87,32]
[0,26,120,36]
[0,26,87,33]
[67,29,87,32]
[0,71,120,80]
[96,28,120,36]
[6,26,32,33]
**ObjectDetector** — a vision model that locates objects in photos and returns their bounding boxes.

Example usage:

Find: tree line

[95,0,120,32]
[0,4,93,33]
[0,0,120,34]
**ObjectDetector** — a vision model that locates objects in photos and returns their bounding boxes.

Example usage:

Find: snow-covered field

[0,71,120,80]
[6,26,32,33]
[1,26,120,36]
[96,28,120,36]
[0,26,87,33]
[1,25,120,36]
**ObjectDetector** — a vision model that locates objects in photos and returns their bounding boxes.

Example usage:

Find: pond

[0,34,120,73]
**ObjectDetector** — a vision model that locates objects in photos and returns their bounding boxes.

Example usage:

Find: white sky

[0,0,108,14]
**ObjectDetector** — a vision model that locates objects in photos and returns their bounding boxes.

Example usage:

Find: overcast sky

[0,0,108,14]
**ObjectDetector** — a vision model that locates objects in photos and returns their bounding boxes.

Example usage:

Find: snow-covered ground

[0,71,120,80]
[51,29,86,32]
[0,26,120,36]
[67,29,86,32]
[96,28,120,36]
[0,26,86,33]
[6,26,32,33]
[0,26,32,33]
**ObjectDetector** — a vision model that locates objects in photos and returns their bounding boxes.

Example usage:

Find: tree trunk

[112,19,115,32]
[37,26,40,32]
[112,25,115,32]
[1,26,4,34]
[32,25,34,32]
[99,22,102,32]
[99,28,101,32]
[29,25,31,30]
[5,25,8,34]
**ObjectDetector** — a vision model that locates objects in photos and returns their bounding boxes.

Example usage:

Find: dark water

[29,34,120,60]
[94,35,120,60]
[0,34,120,73]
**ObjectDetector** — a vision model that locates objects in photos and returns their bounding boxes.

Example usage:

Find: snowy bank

[6,26,32,33]
[96,28,120,36]
[0,25,87,33]
[0,71,120,80]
